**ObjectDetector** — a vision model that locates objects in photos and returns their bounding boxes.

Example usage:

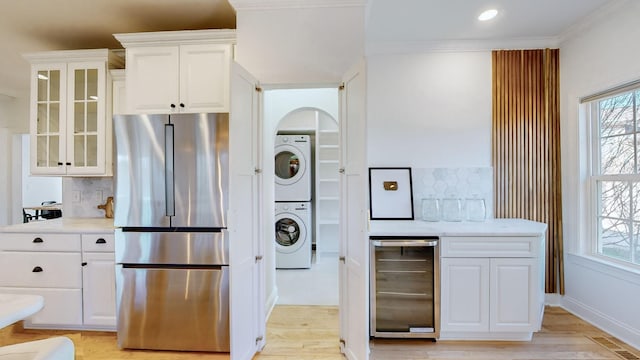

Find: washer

[275,202,312,269]
[274,135,312,202]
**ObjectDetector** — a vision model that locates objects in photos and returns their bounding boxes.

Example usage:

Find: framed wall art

[368,167,414,220]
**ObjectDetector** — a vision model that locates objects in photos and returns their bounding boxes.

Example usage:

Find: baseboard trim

[266,288,278,320]
[544,293,563,306]
[561,295,640,350]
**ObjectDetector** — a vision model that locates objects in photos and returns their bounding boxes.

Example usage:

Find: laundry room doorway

[263,87,340,309]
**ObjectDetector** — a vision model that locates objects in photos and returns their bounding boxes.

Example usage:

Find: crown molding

[22,48,124,68]
[366,37,561,56]
[114,29,237,48]
[229,0,366,11]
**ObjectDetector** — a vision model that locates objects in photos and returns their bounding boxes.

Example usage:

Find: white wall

[0,95,29,225]
[0,94,29,133]
[560,0,640,349]
[0,91,36,225]
[0,128,12,225]
[366,51,492,168]
[234,5,364,85]
[21,134,62,207]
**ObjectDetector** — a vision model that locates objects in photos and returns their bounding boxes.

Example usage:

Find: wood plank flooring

[0,306,638,359]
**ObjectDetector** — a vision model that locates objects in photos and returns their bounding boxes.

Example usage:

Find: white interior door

[339,59,369,360]
[229,62,264,360]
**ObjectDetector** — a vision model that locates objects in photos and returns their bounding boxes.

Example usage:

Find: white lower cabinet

[490,257,538,332]
[440,236,543,340]
[0,231,115,330]
[0,287,83,326]
[82,252,116,327]
[81,233,116,329]
[440,257,490,332]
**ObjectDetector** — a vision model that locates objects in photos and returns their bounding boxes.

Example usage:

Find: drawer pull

[96,238,107,244]
[33,237,44,243]
[82,262,88,266]
[32,266,43,273]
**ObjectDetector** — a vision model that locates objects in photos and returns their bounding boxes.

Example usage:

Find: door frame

[258,63,368,359]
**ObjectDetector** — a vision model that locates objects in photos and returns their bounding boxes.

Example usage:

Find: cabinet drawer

[441,236,541,258]
[0,233,81,252]
[0,252,82,288]
[82,233,115,252]
[0,287,82,326]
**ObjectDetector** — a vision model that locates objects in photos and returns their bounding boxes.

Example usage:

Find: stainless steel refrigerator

[113,113,230,352]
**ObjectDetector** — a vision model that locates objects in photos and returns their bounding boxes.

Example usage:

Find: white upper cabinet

[24,50,124,176]
[114,30,234,114]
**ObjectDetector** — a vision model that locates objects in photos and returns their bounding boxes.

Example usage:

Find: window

[589,86,640,265]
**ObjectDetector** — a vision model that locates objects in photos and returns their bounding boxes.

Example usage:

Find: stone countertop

[369,218,547,237]
[0,218,114,234]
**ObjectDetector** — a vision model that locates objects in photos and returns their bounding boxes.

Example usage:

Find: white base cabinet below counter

[0,231,116,331]
[81,233,116,328]
[439,236,545,341]
[0,288,83,326]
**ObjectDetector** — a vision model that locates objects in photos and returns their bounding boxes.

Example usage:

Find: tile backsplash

[62,177,114,218]
[412,167,493,220]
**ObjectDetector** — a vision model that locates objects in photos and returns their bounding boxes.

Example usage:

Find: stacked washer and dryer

[274,135,313,269]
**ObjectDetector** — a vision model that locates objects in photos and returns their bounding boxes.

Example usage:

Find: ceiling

[366,0,612,44]
[0,0,616,98]
[0,0,236,97]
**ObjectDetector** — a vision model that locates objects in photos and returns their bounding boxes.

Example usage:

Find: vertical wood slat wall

[492,49,564,294]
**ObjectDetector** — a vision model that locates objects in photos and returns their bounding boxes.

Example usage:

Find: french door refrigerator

[113,113,230,352]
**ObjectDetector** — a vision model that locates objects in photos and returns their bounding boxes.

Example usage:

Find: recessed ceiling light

[478,9,498,21]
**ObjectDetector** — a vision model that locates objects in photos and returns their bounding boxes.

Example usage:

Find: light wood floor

[1,306,638,359]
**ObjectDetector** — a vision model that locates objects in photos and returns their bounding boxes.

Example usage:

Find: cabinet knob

[170,104,176,109]
[179,103,185,108]
[96,238,107,244]
[66,162,71,166]
[82,262,88,267]
[32,266,43,273]
[57,162,63,166]
[33,237,44,243]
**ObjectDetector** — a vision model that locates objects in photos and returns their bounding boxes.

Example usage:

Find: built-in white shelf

[316,113,340,254]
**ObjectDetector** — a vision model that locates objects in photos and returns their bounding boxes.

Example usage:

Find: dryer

[275,135,312,202]
[275,202,312,269]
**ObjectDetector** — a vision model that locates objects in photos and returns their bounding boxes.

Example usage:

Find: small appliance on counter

[113,113,230,352]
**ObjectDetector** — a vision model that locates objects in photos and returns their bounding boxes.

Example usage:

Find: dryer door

[275,212,307,254]
[274,144,307,186]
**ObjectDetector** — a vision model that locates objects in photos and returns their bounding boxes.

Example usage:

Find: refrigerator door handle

[165,124,175,217]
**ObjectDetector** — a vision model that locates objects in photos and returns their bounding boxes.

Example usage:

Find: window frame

[588,87,640,268]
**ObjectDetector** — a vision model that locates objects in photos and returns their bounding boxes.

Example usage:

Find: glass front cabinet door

[26,50,117,176]
[68,63,106,174]
[31,63,66,175]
